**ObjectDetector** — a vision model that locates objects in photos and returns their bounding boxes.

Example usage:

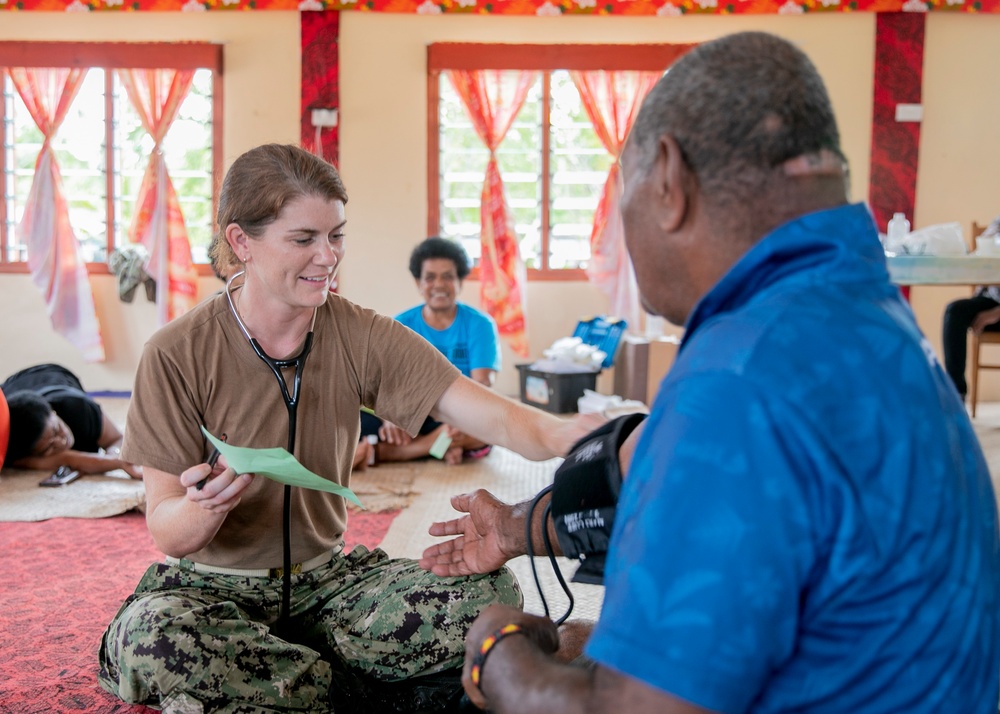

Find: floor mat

[0,506,402,713]
[0,469,145,522]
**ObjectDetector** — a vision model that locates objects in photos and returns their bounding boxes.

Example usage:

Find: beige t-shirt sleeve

[121,336,207,476]
[358,312,461,436]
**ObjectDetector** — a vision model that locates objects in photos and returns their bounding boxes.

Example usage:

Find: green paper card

[429,431,452,460]
[201,427,364,509]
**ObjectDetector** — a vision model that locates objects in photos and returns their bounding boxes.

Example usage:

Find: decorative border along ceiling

[2,0,997,15]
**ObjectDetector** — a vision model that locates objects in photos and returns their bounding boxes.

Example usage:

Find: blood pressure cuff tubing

[550,412,647,584]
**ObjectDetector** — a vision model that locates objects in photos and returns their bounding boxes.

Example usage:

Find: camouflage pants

[98,545,521,712]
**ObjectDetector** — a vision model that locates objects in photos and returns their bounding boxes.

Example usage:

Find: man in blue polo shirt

[360,237,500,465]
[419,31,999,713]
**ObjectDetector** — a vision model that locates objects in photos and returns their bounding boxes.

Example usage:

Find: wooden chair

[968,220,1000,417]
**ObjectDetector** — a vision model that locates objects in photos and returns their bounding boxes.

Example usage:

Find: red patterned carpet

[0,509,400,713]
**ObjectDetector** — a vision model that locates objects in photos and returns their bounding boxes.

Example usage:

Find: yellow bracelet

[469,623,525,688]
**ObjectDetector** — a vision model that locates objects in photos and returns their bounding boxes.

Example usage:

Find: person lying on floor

[420,32,998,714]
[357,236,500,466]
[97,143,603,714]
[1,363,142,478]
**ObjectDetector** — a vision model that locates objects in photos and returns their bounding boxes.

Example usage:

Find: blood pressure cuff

[550,412,647,585]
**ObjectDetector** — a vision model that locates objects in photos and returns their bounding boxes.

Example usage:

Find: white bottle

[887,212,910,252]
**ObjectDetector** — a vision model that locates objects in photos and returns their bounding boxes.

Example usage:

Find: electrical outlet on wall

[311,108,339,128]
[894,104,923,123]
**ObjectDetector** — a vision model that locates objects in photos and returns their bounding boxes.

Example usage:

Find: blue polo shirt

[586,204,1000,713]
[395,302,500,378]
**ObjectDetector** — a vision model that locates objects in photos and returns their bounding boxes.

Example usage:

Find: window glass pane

[1,57,216,267]
[5,78,43,263]
[114,69,214,264]
[439,73,541,269]
[167,69,214,264]
[549,70,613,270]
[114,76,147,256]
[439,75,488,265]
[57,69,108,263]
[498,78,541,270]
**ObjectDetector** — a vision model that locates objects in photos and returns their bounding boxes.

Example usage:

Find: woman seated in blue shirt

[359,237,500,466]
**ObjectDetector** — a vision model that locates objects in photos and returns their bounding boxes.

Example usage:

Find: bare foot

[443,444,464,465]
[446,428,489,452]
[352,440,371,471]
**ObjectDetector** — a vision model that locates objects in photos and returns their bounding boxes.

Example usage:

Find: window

[0,42,222,274]
[428,44,690,280]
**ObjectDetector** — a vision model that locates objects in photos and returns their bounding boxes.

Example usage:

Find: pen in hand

[196,433,227,491]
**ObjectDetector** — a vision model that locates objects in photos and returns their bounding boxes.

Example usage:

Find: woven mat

[0,396,145,522]
[0,468,146,522]
[348,463,421,513]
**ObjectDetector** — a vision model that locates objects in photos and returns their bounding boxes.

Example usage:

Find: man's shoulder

[394,304,424,325]
[456,302,496,326]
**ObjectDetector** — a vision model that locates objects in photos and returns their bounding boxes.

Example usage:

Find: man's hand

[462,605,559,711]
[971,306,1000,335]
[420,490,522,576]
[378,421,413,445]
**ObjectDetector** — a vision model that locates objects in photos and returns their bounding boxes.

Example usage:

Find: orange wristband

[469,623,525,688]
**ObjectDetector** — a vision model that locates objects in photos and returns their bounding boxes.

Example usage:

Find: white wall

[910,15,1000,399]
[0,12,302,392]
[338,12,876,394]
[3,13,996,400]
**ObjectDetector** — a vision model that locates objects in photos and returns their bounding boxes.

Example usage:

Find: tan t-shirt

[122,290,460,568]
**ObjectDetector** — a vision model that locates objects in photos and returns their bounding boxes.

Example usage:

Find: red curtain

[118,69,198,326]
[570,69,661,333]
[8,67,105,361]
[447,69,535,357]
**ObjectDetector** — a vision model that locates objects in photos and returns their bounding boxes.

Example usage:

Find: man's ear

[655,134,692,234]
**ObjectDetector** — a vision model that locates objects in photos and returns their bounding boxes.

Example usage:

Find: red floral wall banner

[868,12,924,234]
[2,0,997,14]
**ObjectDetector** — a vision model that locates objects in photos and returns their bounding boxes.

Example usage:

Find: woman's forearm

[146,495,228,557]
[143,466,228,557]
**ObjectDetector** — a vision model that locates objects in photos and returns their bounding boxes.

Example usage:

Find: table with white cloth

[886,254,1000,286]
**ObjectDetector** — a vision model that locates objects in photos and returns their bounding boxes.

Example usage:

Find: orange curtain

[118,69,197,327]
[570,70,661,332]
[8,67,105,362]
[447,69,535,357]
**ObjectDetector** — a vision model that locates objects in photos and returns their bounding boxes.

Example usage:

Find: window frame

[0,41,223,276]
[427,43,693,282]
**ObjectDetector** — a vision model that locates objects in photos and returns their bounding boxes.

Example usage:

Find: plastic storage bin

[516,316,626,413]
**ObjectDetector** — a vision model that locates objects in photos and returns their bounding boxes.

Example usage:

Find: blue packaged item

[572,316,627,370]
[517,316,627,413]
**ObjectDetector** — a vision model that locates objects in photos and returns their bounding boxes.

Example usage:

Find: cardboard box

[613,335,681,405]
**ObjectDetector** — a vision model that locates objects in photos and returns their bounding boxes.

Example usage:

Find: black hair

[631,32,845,210]
[408,237,471,280]
[4,391,52,464]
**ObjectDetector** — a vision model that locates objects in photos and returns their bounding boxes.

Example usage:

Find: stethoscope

[225,270,315,630]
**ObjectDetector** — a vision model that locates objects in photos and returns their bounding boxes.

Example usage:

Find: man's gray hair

[631,32,845,209]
